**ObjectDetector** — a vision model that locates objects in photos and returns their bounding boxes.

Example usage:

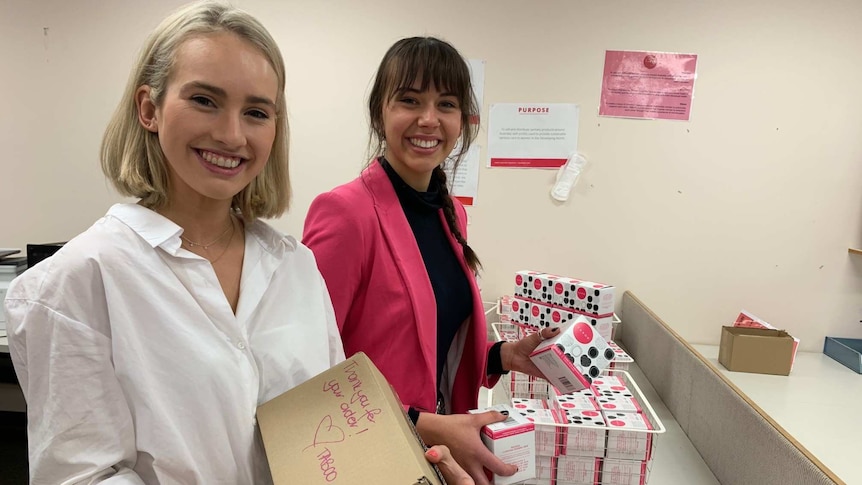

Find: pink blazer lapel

[361,163,437,380]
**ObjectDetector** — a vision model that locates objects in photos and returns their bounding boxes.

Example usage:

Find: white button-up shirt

[4,204,345,484]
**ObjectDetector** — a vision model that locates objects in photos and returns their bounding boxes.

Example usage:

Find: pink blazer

[303,161,497,414]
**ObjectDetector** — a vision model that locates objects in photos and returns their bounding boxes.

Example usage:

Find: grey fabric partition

[620,291,842,485]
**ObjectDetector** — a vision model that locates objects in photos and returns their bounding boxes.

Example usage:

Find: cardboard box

[257,353,444,485]
[718,326,794,376]
[733,310,800,369]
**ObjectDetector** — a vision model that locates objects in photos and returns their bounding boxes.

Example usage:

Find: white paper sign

[444,144,481,206]
[468,59,485,123]
[488,103,579,168]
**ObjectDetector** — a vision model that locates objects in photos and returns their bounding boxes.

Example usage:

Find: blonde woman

[6,3,474,483]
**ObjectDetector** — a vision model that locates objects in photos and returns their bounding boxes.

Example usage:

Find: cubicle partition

[620,291,842,485]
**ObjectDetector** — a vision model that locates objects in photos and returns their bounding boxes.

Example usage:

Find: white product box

[530,318,616,394]
[498,295,513,316]
[514,270,544,300]
[532,301,576,330]
[605,341,634,371]
[509,373,551,400]
[582,314,614,341]
[561,409,607,458]
[512,398,547,410]
[532,273,560,306]
[534,455,555,480]
[556,455,602,485]
[510,297,534,327]
[551,389,598,413]
[603,411,653,461]
[551,276,583,308]
[594,394,641,414]
[601,458,649,485]
[573,386,596,398]
[512,406,558,457]
[520,325,540,339]
[572,282,615,317]
[509,372,531,398]
[496,322,520,343]
[591,375,627,389]
[472,404,536,485]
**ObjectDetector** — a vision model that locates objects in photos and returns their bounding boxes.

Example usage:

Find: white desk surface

[1,335,8,354]
[693,344,860,485]
[482,362,720,485]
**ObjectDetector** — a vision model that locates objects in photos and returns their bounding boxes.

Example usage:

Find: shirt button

[237,341,246,350]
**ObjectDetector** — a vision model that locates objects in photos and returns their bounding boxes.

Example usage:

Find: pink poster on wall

[599,50,698,121]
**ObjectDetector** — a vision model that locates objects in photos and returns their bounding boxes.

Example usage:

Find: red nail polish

[427,449,438,459]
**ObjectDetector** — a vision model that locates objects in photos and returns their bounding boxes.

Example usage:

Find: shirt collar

[106,203,184,254]
[245,217,293,257]
[106,202,294,258]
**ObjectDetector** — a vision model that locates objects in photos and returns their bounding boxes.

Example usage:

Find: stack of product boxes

[511,271,615,341]
[502,270,654,485]
[511,376,655,485]
[505,270,618,400]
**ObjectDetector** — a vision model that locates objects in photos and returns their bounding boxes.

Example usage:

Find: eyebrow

[396,87,458,98]
[183,81,276,108]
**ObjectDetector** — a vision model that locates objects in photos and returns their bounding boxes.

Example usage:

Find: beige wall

[2,0,861,350]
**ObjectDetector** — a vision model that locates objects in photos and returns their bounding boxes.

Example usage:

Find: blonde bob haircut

[101,1,290,220]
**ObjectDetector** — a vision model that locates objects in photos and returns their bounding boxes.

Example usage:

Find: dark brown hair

[368,36,481,272]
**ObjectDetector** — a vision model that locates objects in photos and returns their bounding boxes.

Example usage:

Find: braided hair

[432,165,482,272]
[368,36,481,272]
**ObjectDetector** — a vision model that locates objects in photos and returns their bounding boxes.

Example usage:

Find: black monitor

[26,242,65,270]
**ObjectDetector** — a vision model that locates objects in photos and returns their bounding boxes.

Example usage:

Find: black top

[379,158,473,390]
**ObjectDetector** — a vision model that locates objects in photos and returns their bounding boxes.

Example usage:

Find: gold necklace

[180,217,234,250]
[206,218,236,265]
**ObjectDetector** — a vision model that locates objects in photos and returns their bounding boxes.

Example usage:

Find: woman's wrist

[408,407,421,425]
[486,341,510,375]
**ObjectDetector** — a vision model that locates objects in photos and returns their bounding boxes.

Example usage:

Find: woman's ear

[136,85,159,133]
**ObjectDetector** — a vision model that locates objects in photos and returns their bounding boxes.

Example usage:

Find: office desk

[693,344,860,485]
[482,362,720,484]
[1,335,25,412]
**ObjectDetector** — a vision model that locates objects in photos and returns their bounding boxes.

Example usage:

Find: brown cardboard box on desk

[257,352,444,485]
[718,326,795,376]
